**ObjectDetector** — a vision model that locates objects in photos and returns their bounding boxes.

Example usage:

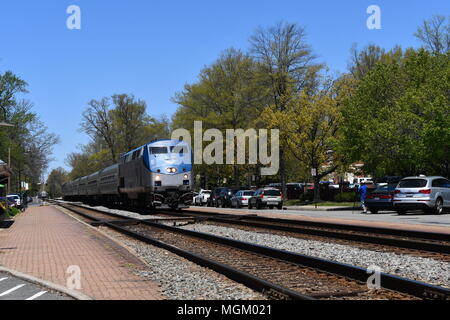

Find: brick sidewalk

[0,205,164,300]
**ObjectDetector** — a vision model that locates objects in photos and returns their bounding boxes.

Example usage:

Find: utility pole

[7,148,11,194]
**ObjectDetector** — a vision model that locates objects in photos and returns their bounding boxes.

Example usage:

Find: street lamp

[0,122,15,194]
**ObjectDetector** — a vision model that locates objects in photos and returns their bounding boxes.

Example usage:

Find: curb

[0,266,92,300]
[284,206,361,212]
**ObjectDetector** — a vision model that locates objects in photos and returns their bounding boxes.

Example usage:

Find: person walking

[358,183,369,214]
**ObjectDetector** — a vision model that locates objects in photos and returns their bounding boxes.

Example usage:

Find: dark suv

[207,188,227,207]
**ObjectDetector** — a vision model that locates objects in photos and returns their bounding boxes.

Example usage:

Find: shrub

[8,207,21,217]
[334,192,357,203]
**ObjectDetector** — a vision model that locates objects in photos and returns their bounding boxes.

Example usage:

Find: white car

[7,194,21,207]
[194,189,211,206]
[394,176,450,215]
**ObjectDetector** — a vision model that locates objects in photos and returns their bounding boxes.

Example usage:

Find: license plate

[268,201,278,205]
[374,197,380,201]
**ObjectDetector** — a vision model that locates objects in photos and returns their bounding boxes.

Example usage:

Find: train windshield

[170,146,187,155]
[150,147,168,154]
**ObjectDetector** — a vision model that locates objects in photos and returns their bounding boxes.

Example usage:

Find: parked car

[365,183,397,214]
[216,188,239,208]
[7,194,21,207]
[0,197,17,208]
[207,188,228,207]
[230,190,255,208]
[393,176,450,215]
[192,192,199,205]
[248,188,283,210]
[193,189,211,206]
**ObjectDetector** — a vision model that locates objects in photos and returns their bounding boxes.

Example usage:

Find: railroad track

[143,209,450,261]
[52,201,450,300]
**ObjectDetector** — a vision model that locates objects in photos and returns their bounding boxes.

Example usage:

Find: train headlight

[166,168,177,173]
[184,174,189,180]
[155,175,161,181]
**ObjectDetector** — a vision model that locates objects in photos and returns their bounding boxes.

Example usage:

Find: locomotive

[62,139,193,209]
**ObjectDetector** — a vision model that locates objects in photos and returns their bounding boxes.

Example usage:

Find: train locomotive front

[119,139,194,209]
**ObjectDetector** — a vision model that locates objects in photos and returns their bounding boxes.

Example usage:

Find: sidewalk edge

[0,266,93,300]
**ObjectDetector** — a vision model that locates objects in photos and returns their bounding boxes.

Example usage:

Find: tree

[173,48,267,187]
[46,167,69,198]
[110,94,149,153]
[339,49,450,177]
[249,21,323,195]
[415,15,450,54]
[261,74,349,201]
[81,98,117,162]
[0,70,59,193]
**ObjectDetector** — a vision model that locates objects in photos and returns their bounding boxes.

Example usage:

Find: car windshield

[374,184,397,192]
[243,191,254,196]
[150,147,168,154]
[202,191,211,194]
[398,179,427,188]
[264,190,281,196]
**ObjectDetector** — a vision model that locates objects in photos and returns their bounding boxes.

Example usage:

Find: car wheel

[277,204,283,210]
[269,206,274,209]
[397,209,406,215]
[370,209,379,214]
[256,202,262,210]
[434,198,444,215]
[248,202,253,209]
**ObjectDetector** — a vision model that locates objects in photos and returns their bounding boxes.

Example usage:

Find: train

[62,139,194,209]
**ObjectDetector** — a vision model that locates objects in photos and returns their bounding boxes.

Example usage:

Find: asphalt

[0,272,72,300]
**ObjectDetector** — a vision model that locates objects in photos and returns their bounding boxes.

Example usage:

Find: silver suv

[393,176,450,215]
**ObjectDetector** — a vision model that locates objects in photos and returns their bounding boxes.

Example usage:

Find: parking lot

[0,272,71,300]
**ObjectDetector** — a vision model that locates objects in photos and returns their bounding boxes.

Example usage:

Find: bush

[334,192,357,203]
[8,207,21,217]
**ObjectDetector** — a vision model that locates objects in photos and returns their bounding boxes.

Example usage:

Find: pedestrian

[358,182,368,214]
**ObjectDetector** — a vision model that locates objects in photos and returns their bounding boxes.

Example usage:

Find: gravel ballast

[99,227,265,300]
[179,223,450,289]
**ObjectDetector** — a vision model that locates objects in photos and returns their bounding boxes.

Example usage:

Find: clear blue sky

[0,0,448,176]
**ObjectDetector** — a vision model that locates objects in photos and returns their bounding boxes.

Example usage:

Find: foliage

[46,167,69,198]
[0,70,59,193]
[339,49,450,177]
[70,94,170,179]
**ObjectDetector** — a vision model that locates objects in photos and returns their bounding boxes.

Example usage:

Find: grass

[284,200,356,207]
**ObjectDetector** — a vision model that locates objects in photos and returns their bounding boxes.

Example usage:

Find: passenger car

[207,188,228,207]
[230,190,255,208]
[365,184,397,214]
[248,188,283,209]
[393,176,450,215]
[194,189,211,206]
[6,194,21,207]
[216,188,239,208]
[0,197,17,208]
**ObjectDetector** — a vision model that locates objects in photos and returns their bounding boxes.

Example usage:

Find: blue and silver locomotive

[62,140,193,209]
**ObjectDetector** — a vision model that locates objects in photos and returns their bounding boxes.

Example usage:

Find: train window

[132,150,140,160]
[150,147,168,154]
[170,146,186,155]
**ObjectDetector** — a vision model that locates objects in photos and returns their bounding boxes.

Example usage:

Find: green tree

[173,48,267,187]
[249,21,323,194]
[46,167,69,198]
[340,49,450,177]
